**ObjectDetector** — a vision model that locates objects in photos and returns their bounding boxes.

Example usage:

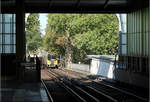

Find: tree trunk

[65,36,72,69]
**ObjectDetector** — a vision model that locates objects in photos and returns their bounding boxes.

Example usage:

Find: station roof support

[1,0,149,13]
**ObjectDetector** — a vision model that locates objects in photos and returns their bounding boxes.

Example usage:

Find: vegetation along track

[49,69,148,102]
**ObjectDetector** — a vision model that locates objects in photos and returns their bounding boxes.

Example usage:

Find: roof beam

[1,0,149,13]
[104,0,110,9]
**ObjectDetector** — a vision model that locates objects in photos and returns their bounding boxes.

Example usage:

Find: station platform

[0,68,49,102]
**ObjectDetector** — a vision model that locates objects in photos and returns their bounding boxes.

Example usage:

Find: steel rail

[46,70,86,102]
[86,86,118,102]
[50,69,119,102]
[94,81,149,102]
[60,82,86,102]
[74,85,100,102]
[48,70,99,102]
[41,79,54,102]
[60,69,148,102]
[52,69,122,102]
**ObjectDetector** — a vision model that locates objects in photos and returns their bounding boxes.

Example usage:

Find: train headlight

[47,60,51,65]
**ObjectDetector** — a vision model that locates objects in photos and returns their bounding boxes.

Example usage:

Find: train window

[47,55,57,60]
[51,55,56,59]
[48,55,51,60]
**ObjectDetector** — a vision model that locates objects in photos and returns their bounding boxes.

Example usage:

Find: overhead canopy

[1,0,149,13]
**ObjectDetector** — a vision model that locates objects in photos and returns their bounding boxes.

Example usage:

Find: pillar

[16,0,25,81]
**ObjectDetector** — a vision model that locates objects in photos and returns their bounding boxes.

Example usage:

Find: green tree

[44,14,118,67]
[26,14,42,54]
[43,30,65,55]
[45,14,78,68]
[72,14,118,63]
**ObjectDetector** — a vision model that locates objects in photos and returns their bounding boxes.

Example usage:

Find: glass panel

[122,45,126,54]
[5,35,11,44]
[0,24,2,33]
[122,24,126,33]
[120,14,127,33]
[4,45,11,53]
[0,45,2,53]
[11,35,16,44]
[122,34,126,44]
[0,14,2,23]
[4,14,12,22]
[122,14,127,23]
[5,24,11,33]
[0,14,16,53]
[13,14,16,22]
[0,35,2,44]
[13,24,16,33]
[13,45,16,53]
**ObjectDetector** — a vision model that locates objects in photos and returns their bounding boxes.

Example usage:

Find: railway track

[61,68,149,101]
[42,70,86,102]
[67,69,149,102]
[93,81,149,102]
[49,69,149,102]
[48,69,120,102]
[42,70,100,102]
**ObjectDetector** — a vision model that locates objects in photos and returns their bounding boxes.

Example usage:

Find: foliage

[26,14,43,54]
[44,14,118,64]
[72,14,118,63]
[43,30,65,55]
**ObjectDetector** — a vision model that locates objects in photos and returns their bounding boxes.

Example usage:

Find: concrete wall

[90,58,115,79]
[71,56,117,79]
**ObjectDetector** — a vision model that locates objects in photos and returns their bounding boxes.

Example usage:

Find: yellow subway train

[40,53,62,68]
[46,54,59,68]
[39,52,64,69]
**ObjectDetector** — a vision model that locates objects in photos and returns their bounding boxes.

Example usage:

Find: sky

[25,13,48,35]
[39,13,47,35]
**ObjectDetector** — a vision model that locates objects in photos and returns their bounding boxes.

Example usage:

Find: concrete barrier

[88,55,118,79]
[70,63,90,72]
